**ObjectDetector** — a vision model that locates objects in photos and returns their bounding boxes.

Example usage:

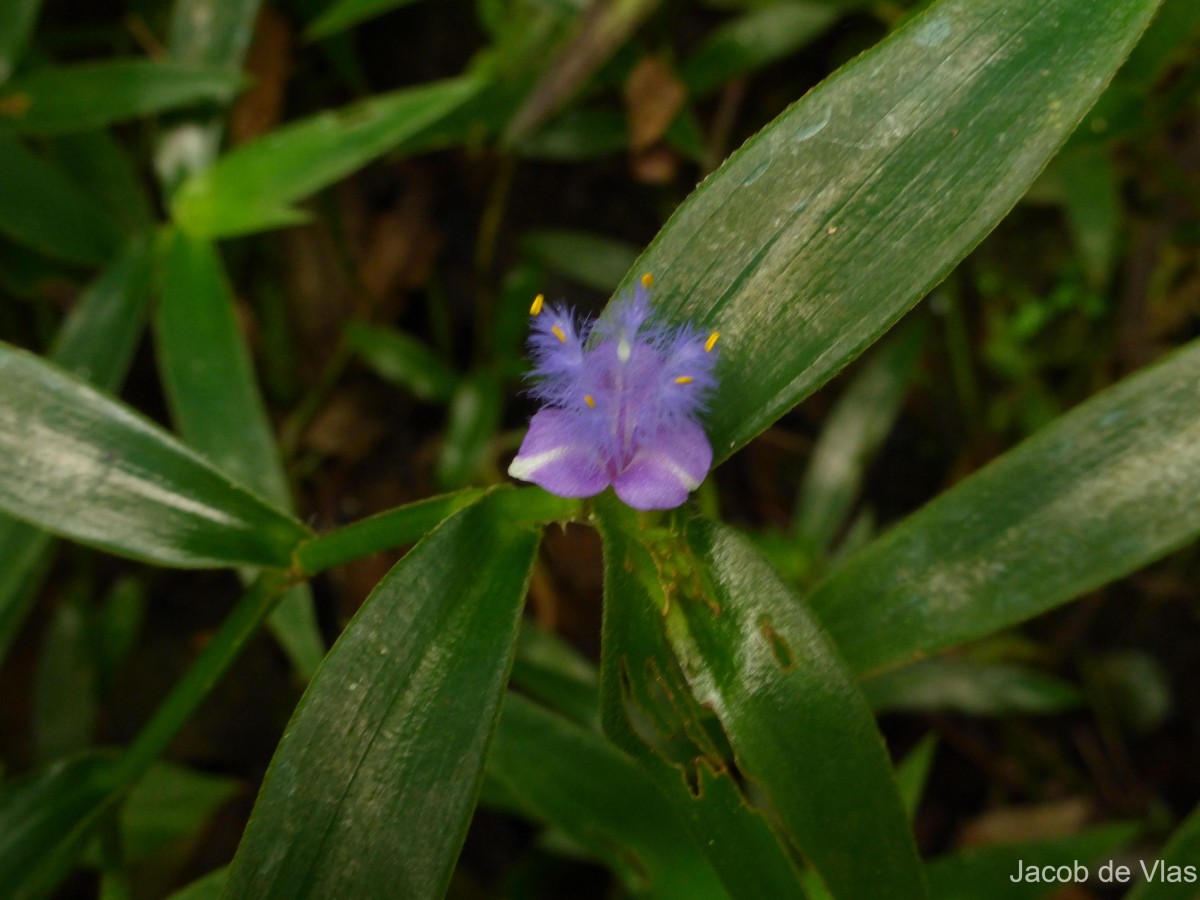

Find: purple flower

[507,277,719,510]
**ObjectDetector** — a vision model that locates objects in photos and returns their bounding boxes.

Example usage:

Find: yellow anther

[641,272,654,288]
[530,293,544,315]
[584,394,596,409]
[705,331,720,353]
[675,376,694,385]
[551,324,567,343]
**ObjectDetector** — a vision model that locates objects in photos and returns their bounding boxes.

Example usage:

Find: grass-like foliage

[1,0,1198,897]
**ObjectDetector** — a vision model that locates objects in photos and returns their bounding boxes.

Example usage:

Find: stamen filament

[530,293,544,315]
[705,331,720,353]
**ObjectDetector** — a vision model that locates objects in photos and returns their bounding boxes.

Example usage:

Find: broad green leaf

[344,320,458,403]
[617,0,1161,462]
[307,0,430,40]
[925,823,1137,900]
[223,498,538,899]
[676,517,926,900]
[680,1,838,99]
[0,342,310,568]
[0,753,121,898]
[809,337,1200,678]
[515,108,628,160]
[0,0,41,83]
[795,321,924,554]
[0,239,153,662]
[171,76,482,238]
[488,692,729,898]
[0,62,244,134]
[522,229,640,293]
[862,658,1081,715]
[596,498,808,900]
[0,134,121,265]
[1127,803,1200,900]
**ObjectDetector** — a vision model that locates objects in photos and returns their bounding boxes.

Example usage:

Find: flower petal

[612,420,712,510]
[508,408,610,498]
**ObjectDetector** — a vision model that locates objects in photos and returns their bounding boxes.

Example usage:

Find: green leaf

[895,734,937,822]
[1127,803,1200,900]
[925,823,1137,900]
[0,133,122,265]
[680,1,838,99]
[0,753,121,898]
[595,498,808,899]
[1059,146,1121,288]
[863,658,1082,715]
[0,0,41,83]
[32,592,98,763]
[0,239,153,663]
[809,337,1200,678]
[794,321,924,554]
[168,867,227,900]
[156,0,264,187]
[522,229,640,293]
[0,342,311,568]
[171,76,482,239]
[436,369,502,490]
[344,320,458,403]
[223,498,538,899]
[509,620,599,729]
[0,61,244,134]
[155,228,324,675]
[306,0,430,40]
[117,762,239,862]
[618,0,1161,462]
[676,517,927,900]
[42,131,155,235]
[488,692,730,898]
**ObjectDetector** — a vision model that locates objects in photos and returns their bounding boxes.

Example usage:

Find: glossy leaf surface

[1127,803,1200,900]
[618,0,1160,461]
[0,343,310,568]
[0,239,153,661]
[811,338,1200,678]
[676,518,926,900]
[596,498,809,899]
[223,499,538,899]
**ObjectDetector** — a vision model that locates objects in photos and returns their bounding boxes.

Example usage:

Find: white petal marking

[508,446,572,480]
[641,452,701,491]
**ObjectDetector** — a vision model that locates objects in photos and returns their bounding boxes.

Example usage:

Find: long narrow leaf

[0,343,310,568]
[223,497,538,898]
[0,239,153,661]
[155,229,325,676]
[677,517,927,900]
[616,0,1160,461]
[0,61,244,134]
[810,338,1200,678]
[171,76,482,238]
